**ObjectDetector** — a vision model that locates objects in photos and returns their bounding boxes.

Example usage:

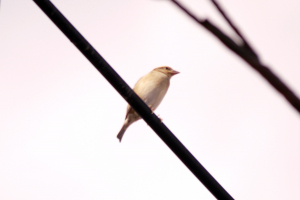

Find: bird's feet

[157,114,163,122]
[149,106,162,122]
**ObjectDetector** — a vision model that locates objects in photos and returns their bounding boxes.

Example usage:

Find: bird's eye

[165,67,170,70]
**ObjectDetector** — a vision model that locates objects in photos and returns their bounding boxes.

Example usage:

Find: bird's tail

[117,122,129,142]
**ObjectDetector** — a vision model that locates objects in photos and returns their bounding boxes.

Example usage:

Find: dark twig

[211,0,257,57]
[33,0,234,199]
[171,0,300,113]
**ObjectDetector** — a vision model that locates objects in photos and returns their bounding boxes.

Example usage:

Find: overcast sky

[1,0,300,199]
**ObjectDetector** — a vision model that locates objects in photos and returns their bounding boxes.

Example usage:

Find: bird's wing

[124,71,169,118]
[133,72,169,111]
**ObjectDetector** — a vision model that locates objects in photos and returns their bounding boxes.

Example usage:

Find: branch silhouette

[171,0,300,113]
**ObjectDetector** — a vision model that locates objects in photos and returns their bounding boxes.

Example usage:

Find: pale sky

[1,0,300,199]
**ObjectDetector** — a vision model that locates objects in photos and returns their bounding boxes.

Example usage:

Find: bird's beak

[170,69,180,75]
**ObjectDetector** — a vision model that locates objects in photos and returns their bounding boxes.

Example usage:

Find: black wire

[33,0,234,199]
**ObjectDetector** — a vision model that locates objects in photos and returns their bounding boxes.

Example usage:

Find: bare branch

[211,0,257,56]
[171,0,300,114]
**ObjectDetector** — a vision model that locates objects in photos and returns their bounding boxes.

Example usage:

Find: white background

[1,0,300,199]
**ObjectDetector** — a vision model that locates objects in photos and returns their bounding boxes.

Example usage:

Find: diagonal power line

[171,0,300,114]
[33,0,234,200]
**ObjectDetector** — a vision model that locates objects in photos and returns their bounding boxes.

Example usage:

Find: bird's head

[154,66,180,77]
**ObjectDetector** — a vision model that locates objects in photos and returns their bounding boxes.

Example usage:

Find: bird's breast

[134,72,170,111]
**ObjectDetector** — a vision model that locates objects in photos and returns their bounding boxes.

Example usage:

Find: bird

[117,66,179,142]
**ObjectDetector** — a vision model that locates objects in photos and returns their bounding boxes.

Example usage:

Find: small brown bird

[117,66,179,142]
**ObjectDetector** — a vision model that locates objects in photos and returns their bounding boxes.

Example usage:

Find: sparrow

[117,66,179,142]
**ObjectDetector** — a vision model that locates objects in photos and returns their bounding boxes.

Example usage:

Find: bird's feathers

[133,70,170,111]
[117,123,127,142]
[117,66,179,142]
